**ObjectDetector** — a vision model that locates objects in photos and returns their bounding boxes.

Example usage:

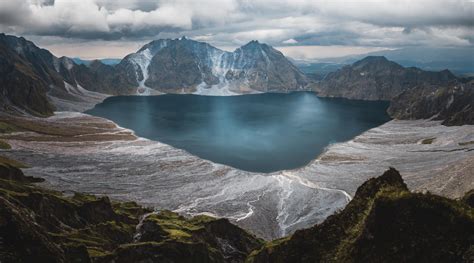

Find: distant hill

[312,47,474,76]
[316,56,458,101]
[315,56,474,125]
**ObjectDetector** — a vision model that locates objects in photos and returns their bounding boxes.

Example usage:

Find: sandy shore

[1,112,473,239]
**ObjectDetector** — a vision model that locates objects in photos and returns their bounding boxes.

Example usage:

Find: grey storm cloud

[0,0,472,47]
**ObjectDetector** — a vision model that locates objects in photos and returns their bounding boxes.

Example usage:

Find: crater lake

[86,92,391,172]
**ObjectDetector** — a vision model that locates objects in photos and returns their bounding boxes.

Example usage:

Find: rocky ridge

[0,34,109,115]
[315,56,473,125]
[1,159,472,262]
[121,37,308,95]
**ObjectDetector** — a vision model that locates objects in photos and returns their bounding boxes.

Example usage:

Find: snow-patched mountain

[120,37,308,95]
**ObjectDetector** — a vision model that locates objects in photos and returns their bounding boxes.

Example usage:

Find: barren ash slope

[0,33,473,262]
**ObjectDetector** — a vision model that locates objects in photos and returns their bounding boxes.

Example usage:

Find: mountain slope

[248,168,474,263]
[315,56,457,101]
[388,79,474,125]
[69,59,138,96]
[0,34,109,115]
[121,38,308,95]
[315,56,473,125]
[0,34,57,116]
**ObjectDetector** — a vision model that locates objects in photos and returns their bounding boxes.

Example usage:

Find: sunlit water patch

[86,92,391,172]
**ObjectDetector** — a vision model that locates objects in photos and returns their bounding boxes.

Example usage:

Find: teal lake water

[86,92,391,172]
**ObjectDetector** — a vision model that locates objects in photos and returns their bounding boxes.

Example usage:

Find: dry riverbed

[0,112,473,239]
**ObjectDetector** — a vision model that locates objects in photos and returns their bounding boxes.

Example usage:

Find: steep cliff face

[0,34,57,116]
[0,34,109,115]
[121,38,308,95]
[316,56,457,101]
[388,80,474,125]
[248,168,474,263]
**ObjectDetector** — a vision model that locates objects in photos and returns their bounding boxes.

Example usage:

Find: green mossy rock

[0,159,262,263]
[247,168,474,263]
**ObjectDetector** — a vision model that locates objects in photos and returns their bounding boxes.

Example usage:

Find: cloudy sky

[0,0,472,59]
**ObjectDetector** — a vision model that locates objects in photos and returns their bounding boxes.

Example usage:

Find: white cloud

[0,0,472,58]
[276,45,389,60]
[282,38,298,44]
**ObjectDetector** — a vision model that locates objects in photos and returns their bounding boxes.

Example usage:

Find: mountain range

[0,34,308,116]
[305,46,474,76]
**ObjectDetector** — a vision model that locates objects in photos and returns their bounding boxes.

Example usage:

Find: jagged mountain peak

[242,40,261,47]
[121,37,308,94]
[239,40,271,51]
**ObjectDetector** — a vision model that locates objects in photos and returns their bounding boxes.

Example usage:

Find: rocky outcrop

[248,168,474,263]
[0,160,263,263]
[388,79,474,125]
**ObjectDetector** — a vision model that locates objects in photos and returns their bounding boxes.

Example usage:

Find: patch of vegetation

[0,155,28,168]
[0,121,21,133]
[459,141,474,146]
[0,140,11,149]
[421,137,436,144]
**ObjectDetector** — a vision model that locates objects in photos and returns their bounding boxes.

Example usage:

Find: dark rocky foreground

[1,157,472,262]
[0,158,263,263]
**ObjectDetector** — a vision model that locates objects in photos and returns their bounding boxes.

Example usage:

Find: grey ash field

[0,33,473,262]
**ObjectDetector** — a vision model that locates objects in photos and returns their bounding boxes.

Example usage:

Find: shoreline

[0,111,473,240]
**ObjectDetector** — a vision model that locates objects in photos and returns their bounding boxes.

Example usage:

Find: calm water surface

[87,92,391,172]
